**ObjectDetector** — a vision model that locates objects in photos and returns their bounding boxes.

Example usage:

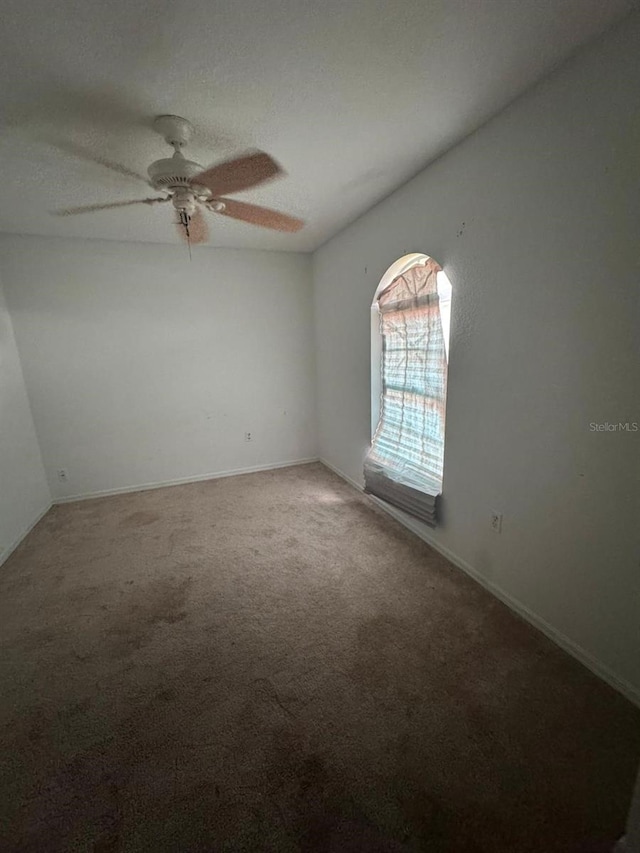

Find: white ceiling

[0,0,633,252]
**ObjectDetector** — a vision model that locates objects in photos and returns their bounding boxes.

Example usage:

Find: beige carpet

[0,462,638,852]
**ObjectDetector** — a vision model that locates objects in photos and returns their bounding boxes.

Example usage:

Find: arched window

[365,254,451,526]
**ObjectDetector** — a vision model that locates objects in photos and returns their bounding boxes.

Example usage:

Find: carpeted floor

[0,462,638,852]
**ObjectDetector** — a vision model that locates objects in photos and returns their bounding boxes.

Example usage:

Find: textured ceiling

[0,0,633,252]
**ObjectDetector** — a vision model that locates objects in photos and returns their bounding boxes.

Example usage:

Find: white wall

[0,276,50,564]
[313,14,640,699]
[0,236,316,500]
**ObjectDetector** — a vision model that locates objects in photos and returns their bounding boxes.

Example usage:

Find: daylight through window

[365,254,451,526]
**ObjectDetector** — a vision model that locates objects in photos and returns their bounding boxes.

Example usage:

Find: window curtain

[364,258,447,526]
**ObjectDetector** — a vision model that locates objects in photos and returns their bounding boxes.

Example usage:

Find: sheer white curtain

[364,258,447,526]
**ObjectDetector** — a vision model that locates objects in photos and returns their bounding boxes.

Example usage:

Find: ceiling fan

[52,115,304,246]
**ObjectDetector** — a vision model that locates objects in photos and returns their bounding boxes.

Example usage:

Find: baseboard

[319,456,364,492]
[53,457,320,504]
[319,457,640,709]
[0,502,52,568]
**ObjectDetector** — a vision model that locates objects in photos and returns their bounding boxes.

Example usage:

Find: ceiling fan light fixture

[171,187,197,216]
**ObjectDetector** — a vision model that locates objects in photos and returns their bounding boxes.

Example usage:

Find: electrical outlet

[490,511,503,534]
[244,432,252,442]
[57,468,69,483]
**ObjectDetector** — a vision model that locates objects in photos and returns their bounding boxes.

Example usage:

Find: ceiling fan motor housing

[148,151,211,196]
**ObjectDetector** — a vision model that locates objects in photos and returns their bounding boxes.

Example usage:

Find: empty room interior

[1,1,640,851]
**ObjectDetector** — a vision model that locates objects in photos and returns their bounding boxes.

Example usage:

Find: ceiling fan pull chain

[178,209,193,260]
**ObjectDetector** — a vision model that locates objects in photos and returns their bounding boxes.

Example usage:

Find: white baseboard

[53,457,320,504]
[0,502,52,568]
[320,456,364,492]
[319,457,640,709]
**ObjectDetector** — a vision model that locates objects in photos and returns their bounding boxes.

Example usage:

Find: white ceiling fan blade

[43,136,150,186]
[52,197,169,216]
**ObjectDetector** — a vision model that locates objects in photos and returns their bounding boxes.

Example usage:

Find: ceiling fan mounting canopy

[153,114,194,148]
